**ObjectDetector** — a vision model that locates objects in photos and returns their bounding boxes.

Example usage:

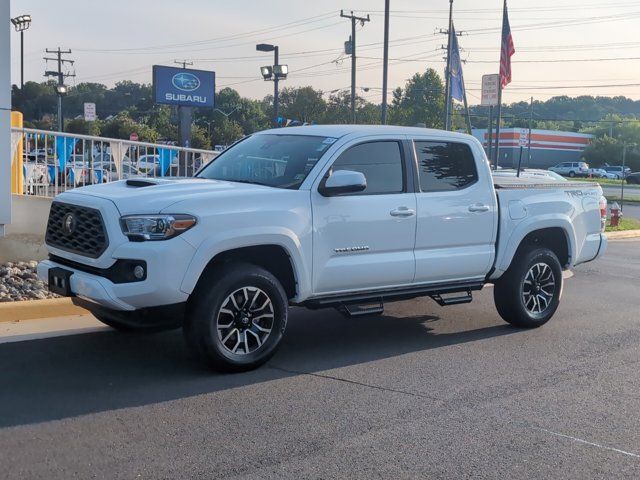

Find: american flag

[499,0,515,88]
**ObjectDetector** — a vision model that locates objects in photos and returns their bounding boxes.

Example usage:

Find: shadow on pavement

[0,305,517,428]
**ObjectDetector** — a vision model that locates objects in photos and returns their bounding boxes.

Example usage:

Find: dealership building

[471,128,593,169]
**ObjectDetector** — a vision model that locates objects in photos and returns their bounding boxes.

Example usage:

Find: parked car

[93,161,141,183]
[26,148,53,161]
[602,165,631,179]
[625,172,640,184]
[587,168,608,178]
[548,161,589,177]
[493,168,567,182]
[39,125,608,372]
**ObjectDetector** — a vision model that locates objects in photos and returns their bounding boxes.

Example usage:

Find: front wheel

[184,262,288,372]
[568,171,576,177]
[494,247,563,328]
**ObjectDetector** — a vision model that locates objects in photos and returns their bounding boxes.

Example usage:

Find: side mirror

[319,169,367,197]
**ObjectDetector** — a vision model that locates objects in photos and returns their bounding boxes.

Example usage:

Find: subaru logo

[172,72,200,92]
[62,213,76,235]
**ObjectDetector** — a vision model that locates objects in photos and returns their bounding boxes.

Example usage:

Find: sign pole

[527,96,533,166]
[493,84,503,170]
[487,105,493,160]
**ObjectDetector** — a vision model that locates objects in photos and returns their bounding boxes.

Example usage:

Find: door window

[415,141,478,192]
[330,141,404,194]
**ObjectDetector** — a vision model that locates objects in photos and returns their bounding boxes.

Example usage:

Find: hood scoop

[126,178,161,188]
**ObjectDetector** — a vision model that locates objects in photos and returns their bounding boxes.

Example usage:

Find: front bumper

[37,236,196,311]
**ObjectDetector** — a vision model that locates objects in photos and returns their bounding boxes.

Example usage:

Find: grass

[605,217,640,232]
[573,177,623,185]
[604,196,640,205]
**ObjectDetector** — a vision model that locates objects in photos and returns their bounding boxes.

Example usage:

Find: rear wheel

[494,247,562,328]
[184,262,288,372]
[568,171,576,177]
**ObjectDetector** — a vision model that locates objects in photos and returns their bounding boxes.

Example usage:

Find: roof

[258,124,477,141]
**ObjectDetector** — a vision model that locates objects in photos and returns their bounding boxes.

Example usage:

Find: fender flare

[179,227,311,302]
[494,215,576,275]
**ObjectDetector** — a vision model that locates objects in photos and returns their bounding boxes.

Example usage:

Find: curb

[0,298,88,323]
[605,229,640,240]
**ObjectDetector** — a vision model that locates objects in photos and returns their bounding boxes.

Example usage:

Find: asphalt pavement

[1,240,640,479]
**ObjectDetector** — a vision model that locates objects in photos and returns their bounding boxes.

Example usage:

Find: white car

[38,126,607,372]
[548,161,589,177]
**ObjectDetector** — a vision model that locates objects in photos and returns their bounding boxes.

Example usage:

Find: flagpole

[494,84,502,169]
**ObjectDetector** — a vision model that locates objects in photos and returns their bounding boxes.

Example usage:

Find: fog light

[133,265,145,280]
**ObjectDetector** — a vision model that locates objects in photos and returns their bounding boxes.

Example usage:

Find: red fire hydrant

[610,202,622,227]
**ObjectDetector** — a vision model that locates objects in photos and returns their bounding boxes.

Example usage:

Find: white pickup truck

[38,126,607,371]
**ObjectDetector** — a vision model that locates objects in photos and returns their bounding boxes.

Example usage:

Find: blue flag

[449,24,465,103]
[55,136,77,172]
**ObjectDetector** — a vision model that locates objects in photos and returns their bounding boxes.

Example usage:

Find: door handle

[468,204,490,213]
[390,207,415,217]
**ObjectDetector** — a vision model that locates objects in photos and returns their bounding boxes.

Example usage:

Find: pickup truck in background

[38,126,608,372]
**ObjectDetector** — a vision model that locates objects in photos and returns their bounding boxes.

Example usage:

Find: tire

[568,171,576,177]
[493,247,563,328]
[184,262,288,372]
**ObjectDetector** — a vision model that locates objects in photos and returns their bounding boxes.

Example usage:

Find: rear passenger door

[311,139,417,295]
[412,139,496,284]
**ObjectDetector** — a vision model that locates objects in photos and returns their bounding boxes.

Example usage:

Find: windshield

[197,134,337,189]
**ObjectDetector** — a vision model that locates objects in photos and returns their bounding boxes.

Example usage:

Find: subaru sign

[152,65,215,108]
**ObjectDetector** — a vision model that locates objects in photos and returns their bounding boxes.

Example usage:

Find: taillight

[599,196,607,232]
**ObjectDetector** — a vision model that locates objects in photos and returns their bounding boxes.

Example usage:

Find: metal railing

[11,127,219,198]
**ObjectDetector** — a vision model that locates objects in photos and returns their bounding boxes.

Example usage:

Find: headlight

[120,214,197,241]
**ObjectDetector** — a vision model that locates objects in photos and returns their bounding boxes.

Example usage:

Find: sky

[8,0,640,105]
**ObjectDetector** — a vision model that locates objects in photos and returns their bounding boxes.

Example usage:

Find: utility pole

[443,0,453,130]
[44,48,74,132]
[381,0,390,124]
[340,10,370,124]
[174,59,193,69]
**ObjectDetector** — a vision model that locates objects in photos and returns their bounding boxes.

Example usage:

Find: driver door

[311,139,417,295]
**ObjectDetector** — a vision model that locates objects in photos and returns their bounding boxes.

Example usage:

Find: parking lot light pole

[10,14,31,89]
[256,43,280,127]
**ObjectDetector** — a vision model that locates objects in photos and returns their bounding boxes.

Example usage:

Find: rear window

[415,141,478,192]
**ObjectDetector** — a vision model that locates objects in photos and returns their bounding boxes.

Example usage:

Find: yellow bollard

[10,111,24,194]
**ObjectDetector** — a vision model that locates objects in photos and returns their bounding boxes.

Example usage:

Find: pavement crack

[267,365,440,401]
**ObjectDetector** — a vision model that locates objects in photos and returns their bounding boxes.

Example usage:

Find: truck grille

[45,202,109,258]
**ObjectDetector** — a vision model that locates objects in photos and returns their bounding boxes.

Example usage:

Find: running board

[430,290,473,306]
[340,300,384,317]
[302,281,483,309]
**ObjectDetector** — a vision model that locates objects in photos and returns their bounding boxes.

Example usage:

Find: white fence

[11,127,219,198]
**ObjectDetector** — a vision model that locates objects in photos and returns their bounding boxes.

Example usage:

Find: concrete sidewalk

[0,314,105,344]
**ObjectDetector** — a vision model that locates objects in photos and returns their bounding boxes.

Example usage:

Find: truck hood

[63,177,271,215]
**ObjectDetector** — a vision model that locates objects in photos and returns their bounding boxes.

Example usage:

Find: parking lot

[0,239,639,479]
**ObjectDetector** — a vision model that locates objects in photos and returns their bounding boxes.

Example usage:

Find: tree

[278,86,326,123]
[101,112,158,142]
[212,119,244,146]
[65,118,101,136]
[190,124,212,150]
[389,69,444,128]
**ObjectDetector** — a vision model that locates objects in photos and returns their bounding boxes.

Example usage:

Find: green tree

[101,112,158,142]
[212,119,244,146]
[389,69,444,128]
[65,118,101,136]
[277,86,326,123]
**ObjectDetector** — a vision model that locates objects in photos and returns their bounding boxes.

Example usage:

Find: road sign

[519,129,529,147]
[129,132,139,142]
[83,102,96,121]
[152,65,215,108]
[481,74,500,106]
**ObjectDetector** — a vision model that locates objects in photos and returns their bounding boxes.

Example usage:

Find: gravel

[0,262,59,302]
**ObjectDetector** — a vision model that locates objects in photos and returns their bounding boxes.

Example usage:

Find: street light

[55,84,67,132]
[256,43,286,127]
[10,14,32,89]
